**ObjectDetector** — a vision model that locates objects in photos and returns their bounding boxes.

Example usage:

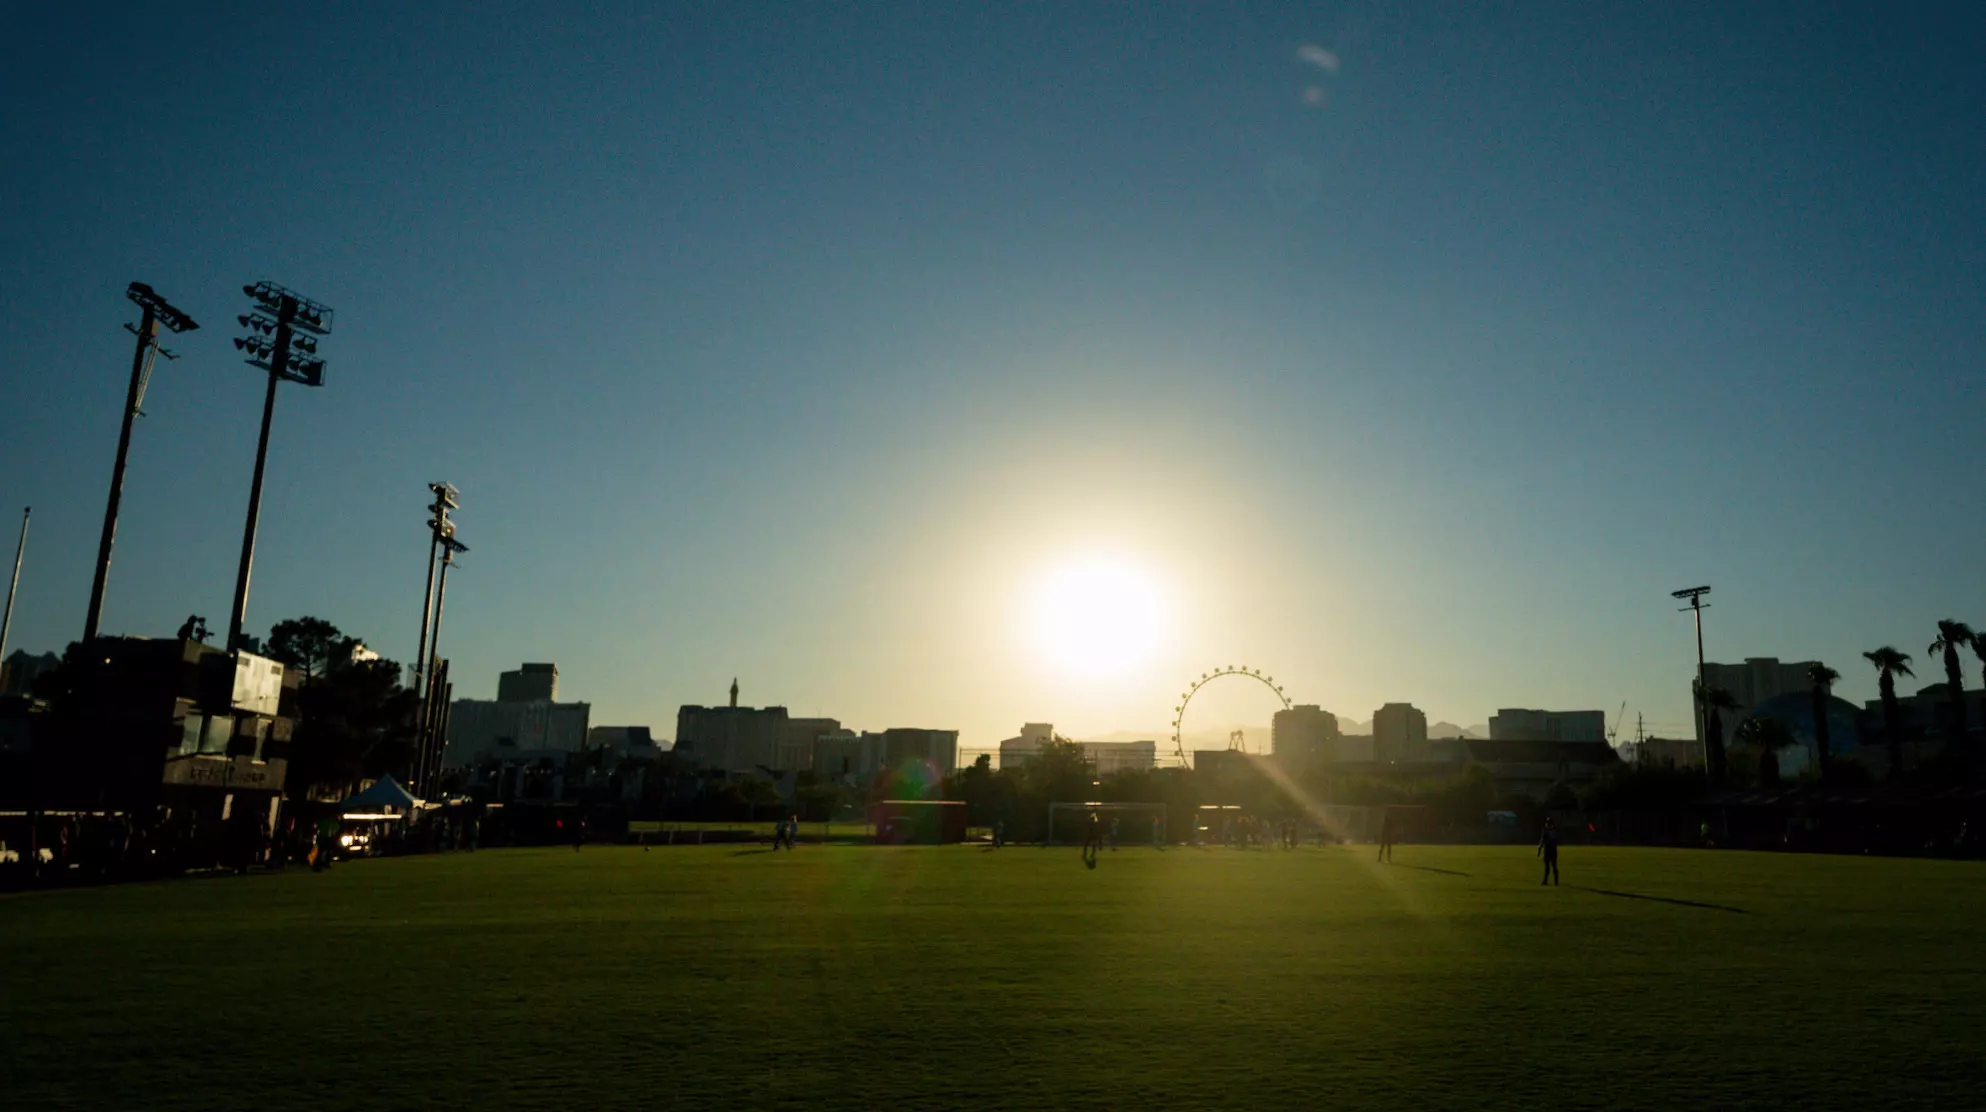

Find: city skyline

[4,3,1982,749]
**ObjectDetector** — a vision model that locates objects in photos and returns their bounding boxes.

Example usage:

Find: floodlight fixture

[85,281,198,643]
[126,281,199,334]
[225,279,336,651]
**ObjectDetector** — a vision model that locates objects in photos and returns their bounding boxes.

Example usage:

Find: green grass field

[4,844,1983,1110]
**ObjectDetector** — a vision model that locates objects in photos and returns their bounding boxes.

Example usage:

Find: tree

[1806,662,1840,780]
[1733,715,1796,787]
[1695,683,1739,786]
[285,655,418,799]
[265,616,359,683]
[1863,646,1915,778]
[1927,620,1975,742]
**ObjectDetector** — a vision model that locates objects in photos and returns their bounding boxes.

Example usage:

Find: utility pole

[227,282,332,652]
[85,283,198,644]
[1,507,28,670]
[1673,586,1713,770]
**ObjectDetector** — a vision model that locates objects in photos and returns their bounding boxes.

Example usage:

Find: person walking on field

[1377,810,1396,862]
[1082,810,1102,867]
[1538,816,1561,886]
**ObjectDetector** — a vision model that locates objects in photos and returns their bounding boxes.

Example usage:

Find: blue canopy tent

[338,774,417,813]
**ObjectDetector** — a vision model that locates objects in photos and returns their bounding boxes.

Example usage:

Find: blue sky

[3,2,1981,752]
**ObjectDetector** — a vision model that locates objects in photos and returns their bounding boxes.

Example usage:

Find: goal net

[1046,801,1169,846]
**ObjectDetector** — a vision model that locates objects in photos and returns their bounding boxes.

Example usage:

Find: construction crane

[1606,701,1627,745]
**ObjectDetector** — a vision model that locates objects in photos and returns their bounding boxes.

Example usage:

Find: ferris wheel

[1170,665,1292,766]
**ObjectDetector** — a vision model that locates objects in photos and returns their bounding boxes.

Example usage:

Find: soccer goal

[1045,801,1169,846]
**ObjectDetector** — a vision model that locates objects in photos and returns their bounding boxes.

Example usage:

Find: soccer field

[4,844,1982,1110]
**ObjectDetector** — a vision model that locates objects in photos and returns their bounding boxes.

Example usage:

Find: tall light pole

[84,282,198,644]
[415,534,467,797]
[412,482,459,692]
[1,507,28,672]
[228,281,332,652]
[1673,585,1712,769]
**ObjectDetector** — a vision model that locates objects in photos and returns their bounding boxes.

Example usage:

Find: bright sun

[1029,557,1167,679]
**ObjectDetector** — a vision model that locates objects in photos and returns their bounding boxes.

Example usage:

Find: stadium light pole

[84,282,198,644]
[1,507,28,668]
[227,281,332,652]
[412,482,459,692]
[1673,586,1712,769]
[415,534,467,797]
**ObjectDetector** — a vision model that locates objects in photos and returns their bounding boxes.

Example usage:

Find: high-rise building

[779,717,842,771]
[446,698,591,763]
[1697,658,1820,750]
[1488,709,1607,743]
[1372,703,1428,763]
[445,662,590,766]
[881,727,960,778]
[675,704,793,774]
[497,662,558,702]
[1272,705,1341,769]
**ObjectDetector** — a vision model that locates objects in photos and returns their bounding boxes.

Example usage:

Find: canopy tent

[338,774,417,813]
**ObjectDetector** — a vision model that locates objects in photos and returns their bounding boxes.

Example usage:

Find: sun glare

[1029,557,1167,679]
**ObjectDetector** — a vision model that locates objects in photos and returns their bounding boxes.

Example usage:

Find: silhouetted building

[1860,683,1985,746]
[1273,705,1341,769]
[497,662,559,702]
[1632,736,1704,768]
[446,663,590,767]
[2,637,297,824]
[995,723,1149,773]
[585,725,663,758]
[1080,740,1155,774]
[1463,738,1620,800]
[1489,708,1607,743]
[813,730,879,781]
[1697,657,1818,752]
[676,701,839,776]
[996,722,1058,768]
[1,649,58,698]
[1372,703,1428,763]
[448,698,592,764]
[881,727,960,777]
[1193,749,1251,776]
[781,717,842,771]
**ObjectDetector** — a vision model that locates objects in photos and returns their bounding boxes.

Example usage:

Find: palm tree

[1863,647,1915,778]
[1734,715,1797,787]
[1695,682,1740,785]
[1974,633,1986,730]
[1928,620,1975,742]
[1806,662,1840,779]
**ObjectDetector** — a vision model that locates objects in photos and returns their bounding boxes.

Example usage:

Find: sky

[3,1,1982,758]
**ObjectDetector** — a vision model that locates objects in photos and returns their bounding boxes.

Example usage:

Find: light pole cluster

[411,483,467,798]
[228,281,332,651]
[84,283,199,644]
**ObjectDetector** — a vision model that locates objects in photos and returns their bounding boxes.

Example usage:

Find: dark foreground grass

[3,844,1983,1110]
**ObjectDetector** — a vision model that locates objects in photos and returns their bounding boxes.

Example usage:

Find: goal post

[1045,801,1169,845]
